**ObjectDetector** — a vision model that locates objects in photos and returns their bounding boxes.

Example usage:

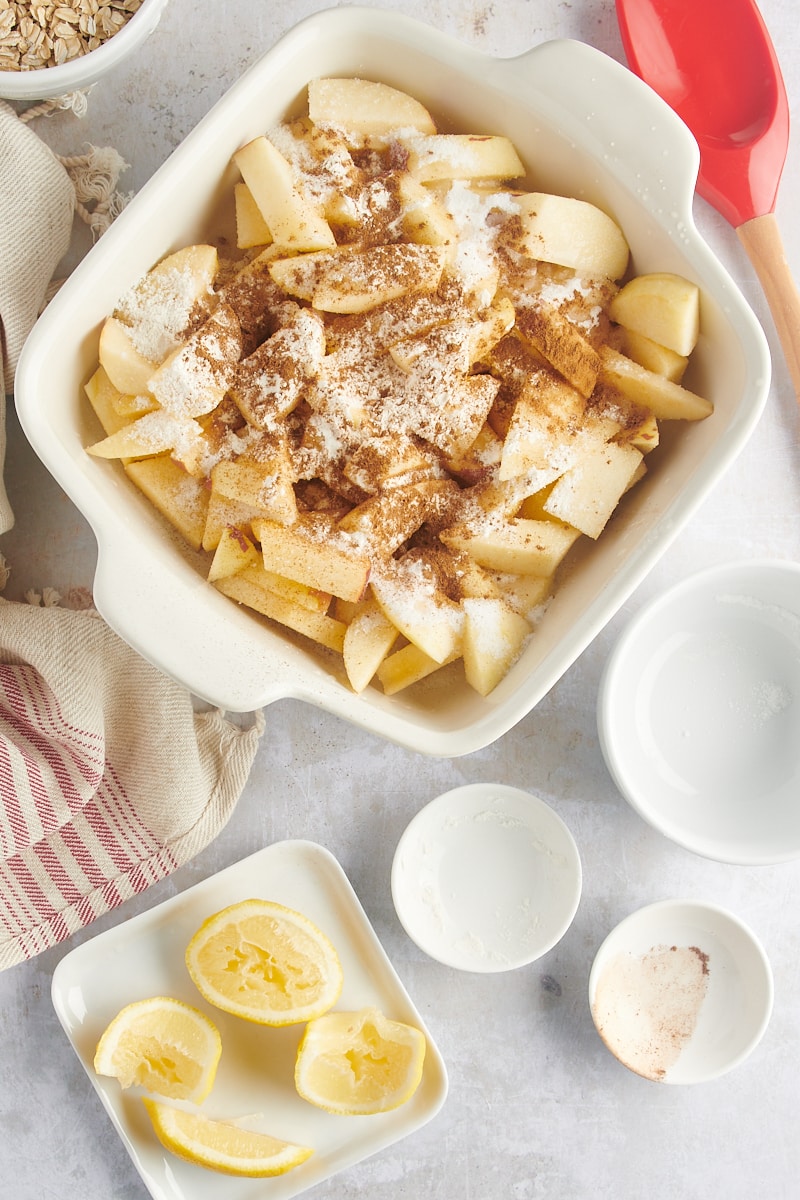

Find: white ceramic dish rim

[0,0,170,100]
[588,898,774,1084]
[597,557,800,864]
[14,6,771,757]
[390,783,582,972]
[51,838,448,1200]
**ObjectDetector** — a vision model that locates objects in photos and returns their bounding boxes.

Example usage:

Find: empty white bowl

[391,783,582,972]
[597,559,800,864]
[589,899,773,1084]
[0,0,169,101]
[14,7,770,756]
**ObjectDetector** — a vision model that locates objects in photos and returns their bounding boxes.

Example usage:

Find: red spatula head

[615,0,789,228]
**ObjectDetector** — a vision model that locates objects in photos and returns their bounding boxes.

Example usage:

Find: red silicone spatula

[615,0,800,401]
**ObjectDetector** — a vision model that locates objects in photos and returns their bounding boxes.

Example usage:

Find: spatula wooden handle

[737,213,800,404]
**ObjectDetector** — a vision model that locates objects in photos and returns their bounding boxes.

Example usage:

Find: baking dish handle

[494,38,701,212]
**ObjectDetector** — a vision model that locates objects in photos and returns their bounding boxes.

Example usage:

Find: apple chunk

[371,557,464,665]
[609,272,700,356]
[376,642,460,695]
[253,518,370,603]
[342,596,400,693]
[543,441,644,539]
[207,525,261,583]
[440,518,581,577]
[462,597,531,696]
[124,456,210,552]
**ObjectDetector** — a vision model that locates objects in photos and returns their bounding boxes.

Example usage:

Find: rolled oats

[0,0,142,71]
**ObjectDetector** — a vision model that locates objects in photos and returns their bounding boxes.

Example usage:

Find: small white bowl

[598,560,800,864]
[588,899,773,1084]
[391,783,582,972]
[0,0,169,101]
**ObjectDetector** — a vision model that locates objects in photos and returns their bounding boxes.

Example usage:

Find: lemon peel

[142,1098,313,1177]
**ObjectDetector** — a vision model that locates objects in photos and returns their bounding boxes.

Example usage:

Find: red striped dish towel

[0,596,264,970]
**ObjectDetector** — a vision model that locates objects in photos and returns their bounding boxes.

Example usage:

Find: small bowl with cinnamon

[588,899,773,1084]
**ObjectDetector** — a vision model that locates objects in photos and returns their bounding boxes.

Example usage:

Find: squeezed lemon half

[93,995,222,1103]
[295,1006,426,1115]
[185,898,344,1025]
[142,1098,313,1177]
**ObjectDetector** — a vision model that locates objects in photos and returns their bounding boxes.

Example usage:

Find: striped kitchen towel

[0,596,264,970]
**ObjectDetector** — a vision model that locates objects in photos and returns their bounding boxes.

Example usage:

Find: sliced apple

[269,244,446,314]
[215,572,346,652]
[308,77,437,137]
[404,135,525,183]
[609,272,700,356]
[615,326,688,382]
[376,642,460,695]
[234,181,273,249]
[86,410,202,460]
[147,303,242,418]
[113,245,219,365]
[515,306,600,398]
[207,525,261,583]
[234,561,332,613]
[599,346,713,420]
[233,135,337,253]
[515,191,629,280]
[84,365,136,437]
[342,595,400,693]
[98,317,159,395]
[252,518,370,603]
[370,557,464,664]
[211,454,298,526]
[396,171,457,246]
[493,572,553,619]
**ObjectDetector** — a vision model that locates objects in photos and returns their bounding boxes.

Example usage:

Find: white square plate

[51,840,448,1199]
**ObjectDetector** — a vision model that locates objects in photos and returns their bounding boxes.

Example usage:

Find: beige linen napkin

[1,97,74,533]
[0,595,265,970]
[0,96,266,970]
[1,93,130,533]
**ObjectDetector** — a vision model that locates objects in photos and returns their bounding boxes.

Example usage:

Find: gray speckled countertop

[2,1,800,1197]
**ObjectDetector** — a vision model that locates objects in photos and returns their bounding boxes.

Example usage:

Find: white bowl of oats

[0,0,169,100]
[13,8,771,755]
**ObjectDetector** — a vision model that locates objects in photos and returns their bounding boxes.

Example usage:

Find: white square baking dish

[14,6,770,756]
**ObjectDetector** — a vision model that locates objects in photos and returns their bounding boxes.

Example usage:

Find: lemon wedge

[295,1006,426,1115]
[185,898,343,1025]
[142,1098,313,1177]
[93,996,221,1102]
